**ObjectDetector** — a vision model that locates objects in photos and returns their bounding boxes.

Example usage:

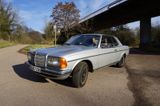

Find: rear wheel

[116,55,125,67]
[72,62,89,88]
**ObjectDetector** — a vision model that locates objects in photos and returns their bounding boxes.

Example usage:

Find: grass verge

[0,40,15,48]
[19,44,53,54]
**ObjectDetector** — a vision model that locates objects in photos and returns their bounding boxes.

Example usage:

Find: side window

[101,36,108,48]
[101,36,118,48]
[111,37,119,47]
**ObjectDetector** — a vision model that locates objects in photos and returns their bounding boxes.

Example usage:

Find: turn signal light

[60,58,68,69]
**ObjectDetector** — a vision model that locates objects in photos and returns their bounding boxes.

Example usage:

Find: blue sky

[6,0,160,32]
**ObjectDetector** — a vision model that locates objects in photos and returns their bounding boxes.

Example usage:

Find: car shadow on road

[12,63,48,83]
[50,78,74,88]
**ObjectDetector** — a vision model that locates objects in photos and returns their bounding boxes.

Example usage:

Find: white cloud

[5,0,13,3]
[19,10,33,20]
[77,0,114,18]
[90,0,105,10]
[127,21,139,29]
[78,0,87,10]
[18,9,50,32]
[19,9,50,22]
[14,0,120,32]
[152,16,160,26]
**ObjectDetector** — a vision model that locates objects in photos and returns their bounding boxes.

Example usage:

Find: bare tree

[51,2,80,38]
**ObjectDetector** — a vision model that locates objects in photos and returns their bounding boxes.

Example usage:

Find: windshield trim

[64,34,101,48]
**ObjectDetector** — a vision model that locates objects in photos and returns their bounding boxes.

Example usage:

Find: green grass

[19,44,53,54]
[0,40,15,48]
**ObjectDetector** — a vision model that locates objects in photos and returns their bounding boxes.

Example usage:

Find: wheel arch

[123,53,127,58]
[71,59,94,74]
[120,52,127,59]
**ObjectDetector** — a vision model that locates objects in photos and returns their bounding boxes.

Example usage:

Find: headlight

[47,57,60,66]
[27,53,32,61]
[47,57,67,69]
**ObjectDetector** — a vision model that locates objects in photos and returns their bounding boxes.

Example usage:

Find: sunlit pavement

[126,52,160,106]
[1,45,159,106]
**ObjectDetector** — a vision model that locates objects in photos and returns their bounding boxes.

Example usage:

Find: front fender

[69,59,93,71]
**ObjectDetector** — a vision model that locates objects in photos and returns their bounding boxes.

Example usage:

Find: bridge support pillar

[140,18,151,48]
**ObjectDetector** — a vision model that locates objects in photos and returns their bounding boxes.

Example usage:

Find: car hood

[34,45,93,57]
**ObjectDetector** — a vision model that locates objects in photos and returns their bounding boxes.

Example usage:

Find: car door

[98,36,119,67]
[111,37,122,62]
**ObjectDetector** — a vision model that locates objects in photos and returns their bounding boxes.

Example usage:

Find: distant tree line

[0,0,160,48]
[0,0,45,44]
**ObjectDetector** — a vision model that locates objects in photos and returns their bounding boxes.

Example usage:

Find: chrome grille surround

[34,54,46,67]
[29,53,35,65]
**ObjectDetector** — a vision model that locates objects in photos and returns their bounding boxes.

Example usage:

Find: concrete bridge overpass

[79,0,160,48]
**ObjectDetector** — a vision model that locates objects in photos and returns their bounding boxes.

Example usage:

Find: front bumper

[26,62,72,80]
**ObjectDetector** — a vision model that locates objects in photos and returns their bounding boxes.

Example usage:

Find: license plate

[30,65,41,73]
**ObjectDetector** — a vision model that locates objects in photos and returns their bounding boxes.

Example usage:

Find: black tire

[116,55,125,67]
[72,62,89,88]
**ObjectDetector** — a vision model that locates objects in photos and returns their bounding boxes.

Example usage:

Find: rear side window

[111,37,118,46]
[101,36,118,48]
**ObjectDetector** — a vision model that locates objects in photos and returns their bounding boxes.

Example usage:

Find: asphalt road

[0,45,160,106]
[126,50,160,106]
[0,45,134,106]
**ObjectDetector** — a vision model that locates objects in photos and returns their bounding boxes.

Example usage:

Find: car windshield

[64,35,100,47]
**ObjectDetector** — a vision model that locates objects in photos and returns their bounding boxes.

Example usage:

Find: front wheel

[72,62,89,88]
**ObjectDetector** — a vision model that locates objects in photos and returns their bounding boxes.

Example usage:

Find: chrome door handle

[114,49,118,52]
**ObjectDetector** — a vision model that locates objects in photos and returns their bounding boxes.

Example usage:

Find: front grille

[34,54,46,67]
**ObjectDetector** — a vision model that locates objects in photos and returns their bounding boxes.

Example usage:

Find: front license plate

[31,66,41,73]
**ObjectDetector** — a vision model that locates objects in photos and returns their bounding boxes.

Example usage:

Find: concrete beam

[140,18,151,48]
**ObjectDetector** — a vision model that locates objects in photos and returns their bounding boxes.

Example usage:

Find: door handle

[114,49,118,52]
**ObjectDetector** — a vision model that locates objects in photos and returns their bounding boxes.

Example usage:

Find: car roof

[80,34,116,37]
[80,34,102,36]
